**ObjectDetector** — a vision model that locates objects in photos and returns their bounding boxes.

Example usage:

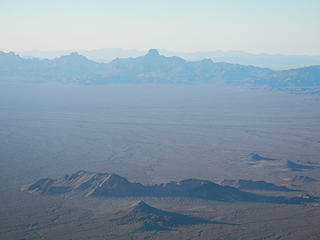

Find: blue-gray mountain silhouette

[18,49,320,70]
[1,50,320,87]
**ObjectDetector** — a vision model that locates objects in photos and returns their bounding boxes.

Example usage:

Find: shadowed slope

[221,179,296,192]
[112,200,223,231]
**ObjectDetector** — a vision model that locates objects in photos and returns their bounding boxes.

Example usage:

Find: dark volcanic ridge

[22,170,318,204]
[111,200,225,231]
[221,179,296,192]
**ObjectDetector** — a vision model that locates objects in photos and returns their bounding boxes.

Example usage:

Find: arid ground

[1,84,320,239]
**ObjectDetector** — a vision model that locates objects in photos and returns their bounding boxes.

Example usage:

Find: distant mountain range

[19,48,320,70]
[22,170,317,204]
[1,49,320,88]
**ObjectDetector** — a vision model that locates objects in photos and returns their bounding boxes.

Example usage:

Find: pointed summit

[145,49,160,57]
[133,200,148,207]
[113,200,215,231]
[130,200,154,213]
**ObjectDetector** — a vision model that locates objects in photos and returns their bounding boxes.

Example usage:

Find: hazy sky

[1,0,320,55]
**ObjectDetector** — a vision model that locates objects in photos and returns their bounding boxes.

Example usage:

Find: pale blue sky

[1,0,319,55]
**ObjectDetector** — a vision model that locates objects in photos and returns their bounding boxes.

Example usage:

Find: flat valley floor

[1,84,320,239]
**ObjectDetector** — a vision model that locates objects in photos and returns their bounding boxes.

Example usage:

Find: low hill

[249,153,277,162]
[111,200,216,231]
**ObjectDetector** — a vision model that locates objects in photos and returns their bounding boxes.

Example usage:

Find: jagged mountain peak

[145,49,160,57]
